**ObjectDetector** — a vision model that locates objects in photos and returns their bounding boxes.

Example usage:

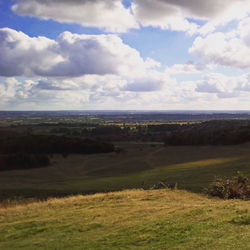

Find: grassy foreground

[1,189,250,249]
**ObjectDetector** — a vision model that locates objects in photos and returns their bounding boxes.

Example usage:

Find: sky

[0,0,250,110]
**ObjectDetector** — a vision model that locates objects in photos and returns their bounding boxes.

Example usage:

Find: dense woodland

[47,119,250,144]
[0,153,50,171]
[0,133,114,171]
[164,120,250,145]
[0,134,115,155]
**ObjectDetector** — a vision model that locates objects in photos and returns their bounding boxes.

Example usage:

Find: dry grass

[1,189,250,249]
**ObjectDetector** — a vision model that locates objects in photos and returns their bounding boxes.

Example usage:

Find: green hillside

[1,143,250,200]
[1,189,250,249]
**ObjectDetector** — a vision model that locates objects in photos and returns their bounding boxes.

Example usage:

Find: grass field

[1,189,250,249]
[1,142,250,249]
[1,142,250,200]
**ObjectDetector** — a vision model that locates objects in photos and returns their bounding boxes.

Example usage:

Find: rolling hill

[1,189,250,249]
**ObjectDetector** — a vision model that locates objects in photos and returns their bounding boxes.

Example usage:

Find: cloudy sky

[0,0,250,110]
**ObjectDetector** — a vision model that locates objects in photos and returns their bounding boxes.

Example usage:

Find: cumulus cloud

[133,0,248,19]
[166,61,209,74]
[238,17,250,46]
[0,77,36,104]
[35,75,127,92]
[0,28,154,78]
[12,0,138,32]
[236,74,250,91]
[132,0,250,34]
[0,28,59,77]
[198,1,250,34]
[0,78,19,101]
[131,0,198,34]
[196,81,222,94]
[189,18,250,69]
[1,72,250,110]
[237,83,250,92]
[35,79,80,90]
[195,73,249,98]
[124,78,165,92]
[11,0,250,34]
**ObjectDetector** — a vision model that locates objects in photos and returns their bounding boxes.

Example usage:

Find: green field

[1,189,250,249]
[1,141,250,249]
[1,142,250,200]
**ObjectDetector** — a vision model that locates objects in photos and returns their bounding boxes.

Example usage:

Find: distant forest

[0,117,250,171]
[164,120,250,145]
[48,119,250,144]
[0,134,114,171]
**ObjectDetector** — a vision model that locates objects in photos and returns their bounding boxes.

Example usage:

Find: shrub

[150,181,178,190]
[208,173,250,200]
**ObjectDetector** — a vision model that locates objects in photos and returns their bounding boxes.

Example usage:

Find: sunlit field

[1,189,250,249]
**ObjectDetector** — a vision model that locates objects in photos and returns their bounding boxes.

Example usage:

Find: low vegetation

[1,189,250,249]
[208,173,250,200]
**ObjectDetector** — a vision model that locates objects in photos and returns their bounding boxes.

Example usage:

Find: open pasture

[1,142,250,200]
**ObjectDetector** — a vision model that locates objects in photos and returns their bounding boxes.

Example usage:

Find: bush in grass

[151,181,178,190]
[208,173,250,200]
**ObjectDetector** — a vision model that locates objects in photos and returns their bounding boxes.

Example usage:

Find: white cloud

[0,77,37,104]
[133,0,248,19]
[195,73,250,98]
[166,61,210,75]
[198,1,250,35]
[238,17,250,46]
[0,78,19,101]
[236,74,250,91]
[0,28,59,77]
[131,0,199,34]
[0,28,154,78]
[189,19,250,69]
[12,0,138,33]
[36,79,80,91]
[124,78,165,92]
[1,72,250,110]
[11,0,250,34]
[132,0,250,34]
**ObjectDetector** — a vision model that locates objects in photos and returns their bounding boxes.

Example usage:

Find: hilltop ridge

[1,189,250,249]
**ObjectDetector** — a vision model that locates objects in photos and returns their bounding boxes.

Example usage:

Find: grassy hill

[1,189,250,249]
[1,143,250,200]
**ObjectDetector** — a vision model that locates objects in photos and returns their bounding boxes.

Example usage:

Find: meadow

[1,142,250,200]
[1,189,250,249]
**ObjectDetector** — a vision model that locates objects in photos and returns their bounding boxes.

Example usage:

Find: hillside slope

[1,143,250,200]
[1,189,250,249]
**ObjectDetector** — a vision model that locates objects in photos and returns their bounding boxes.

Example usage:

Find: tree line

[0,133,114,171]
[164,120,250,145]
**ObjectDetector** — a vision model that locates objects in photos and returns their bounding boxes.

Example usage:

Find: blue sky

[0,0,250,110]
